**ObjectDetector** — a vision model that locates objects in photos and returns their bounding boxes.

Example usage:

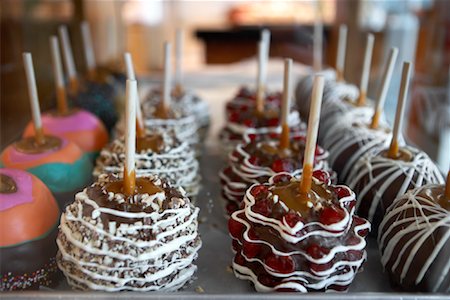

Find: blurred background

[1,0,449,169]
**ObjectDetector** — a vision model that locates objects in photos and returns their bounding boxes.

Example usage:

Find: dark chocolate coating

[0,226,59,290]
[71,81,118,132]
[378,185,450,292]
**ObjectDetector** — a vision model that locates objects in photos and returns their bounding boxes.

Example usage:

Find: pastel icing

[2,138,80,169]
[0,169,59,247]
[23,110,109,153]
[0,168,33,211]
[0,139,93,193]
[26,154,93,193]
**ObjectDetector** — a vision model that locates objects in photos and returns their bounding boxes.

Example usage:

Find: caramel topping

[382,147,413,162]
[173,84,184,98]
[357,91,367,106]
[255,108,279,119]
[153,103,175,119]
[258,141,302,159]
[272,179,333,215]
[136,134,164,153]
[279,123,290,150]
[56,86,69,115]
[14,135,62,154]
[299,163,313,201]
[438,194,450,211]
[105,177,163,197]
[50,108,77,118]
[136,119,146,139]
[0,174,17,194]
[123,169,136,196]
[370,109,381,129]
[69,77,79,95]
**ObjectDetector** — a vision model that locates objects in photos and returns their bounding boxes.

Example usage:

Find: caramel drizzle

[279,123,290,150]
[272,178,332,215]
[69,77,79,95]
[370,109,381,129]
[136,134,164,153]
[136,119,146,139]
[299,163,313,202]
[123,169,135,196]
[384,147,413,162]
[105,177,163,198]
[14,135,62,154]
[153,103,173,119]
[56,86,69,115]
[357,90,366,106]
[0,174,17,194]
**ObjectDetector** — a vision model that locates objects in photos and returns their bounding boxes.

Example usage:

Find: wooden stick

[313,4,323,72]
[261,29,271,65]
[256,41,266,115]
[175,28,184,92]
[162,42,172,114]
[23,53,45,145]
[370,47,398,129]
[388,62,412,159]
[50,36,69,115]
[124,79,137,196]
[299,75,324,200]
[336,24,347,82]
[58,25,79,94]
[80,21,97,80]
[445,171,450,200]
[357,33,375,106]
[280,58,293,150]
[124,52,145,138]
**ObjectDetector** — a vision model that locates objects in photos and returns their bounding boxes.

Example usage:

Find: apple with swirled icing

[0,135,93,195]
[23,109,108,160]
[0,168,60,291]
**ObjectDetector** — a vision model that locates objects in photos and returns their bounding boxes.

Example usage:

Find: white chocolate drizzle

[347,145,445,226]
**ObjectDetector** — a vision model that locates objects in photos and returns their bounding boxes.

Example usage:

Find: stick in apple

[336,24,347,82]
[162,42,172,115]
[124,79,137,196]
[175,28,184,94]
[388,62,412,159]
[23,53,45,145]
[50,36,69,115]
[370,47,398,129]
[80,20,97,80]
[256,40,266,115]
[124,52,145,138]
[299,75,325,201]
[357,33,374,106]
[58,25,79,94]
[279,58,293,150]
[313,4,323,72]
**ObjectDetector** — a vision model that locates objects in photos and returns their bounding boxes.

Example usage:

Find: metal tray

[3,144,449,299]
[3,62,448,299]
